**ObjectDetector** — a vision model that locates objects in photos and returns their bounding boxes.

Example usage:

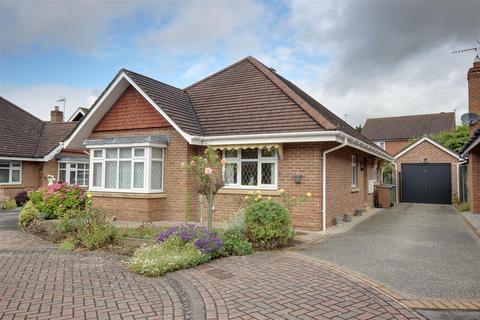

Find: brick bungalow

[460,57,480,214]
[61,56,392,231]
[0,97,88,198]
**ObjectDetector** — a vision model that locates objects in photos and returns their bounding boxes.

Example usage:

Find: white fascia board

[461,136,480,158]
[122,73,194,144]
[394,137,463,160]
[85,142,167,149]
[63,75,129,149]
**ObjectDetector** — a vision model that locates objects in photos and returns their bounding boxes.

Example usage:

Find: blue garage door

[401,163,451,204]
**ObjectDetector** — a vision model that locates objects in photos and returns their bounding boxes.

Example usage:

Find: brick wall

[395,140,461,201]
[1,161,41,198]
[467,61,480,134]
[468,147,480,213]
[385,140,410,156]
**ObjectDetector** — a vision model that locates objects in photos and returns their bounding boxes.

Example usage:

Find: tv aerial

[461,112,480,126]
[452,40,480,55]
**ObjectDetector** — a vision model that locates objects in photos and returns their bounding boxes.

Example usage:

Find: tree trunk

[207,193,214,232]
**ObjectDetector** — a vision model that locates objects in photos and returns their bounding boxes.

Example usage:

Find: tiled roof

[460,128,480,155]
[123,69,203,136]
[0,96,77,158]
[362,113,455,141]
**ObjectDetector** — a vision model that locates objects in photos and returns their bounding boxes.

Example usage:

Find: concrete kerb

[453,205,480,239]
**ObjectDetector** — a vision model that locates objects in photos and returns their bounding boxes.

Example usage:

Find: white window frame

[58,161,90,187]
[0,161,22,185]
[375,141,385,150]
[88,145,164,193]
[222,148,278,190]
[351,155,358,187]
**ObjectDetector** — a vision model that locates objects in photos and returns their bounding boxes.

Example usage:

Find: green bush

[221,228,252,256]
[128,236,210,277]
[459,202,470,212]
[77,209,117,250]
[18,201,39,227]
[28,183,91,219]
[3,199,17,210]
[58,239,75,251]
[58,209,86,234]
[244,199,293,249]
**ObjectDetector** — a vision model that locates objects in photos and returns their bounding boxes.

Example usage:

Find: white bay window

[90,146,164,192]
[58,162,89,187]
[223,148,277,189]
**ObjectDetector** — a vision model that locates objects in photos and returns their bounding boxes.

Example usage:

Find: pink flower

[204,167,213,175]
[220,159,226,165]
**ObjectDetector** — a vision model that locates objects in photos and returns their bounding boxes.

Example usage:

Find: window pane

[241,162,258,186]
[261,163,275,185]
[134,148,145,157]
[70,163,77,169]
[59,169,66,183]
[70,170,76,185]
[0,162,9,168]
[106,149,118,159]
[77,170,84,186]
[151,160,163,189]
[119,148,132,159]
[85,164,89,170]
[224,150,238,158]
[119,161,132,189]
[133,162,144,188]
[224,163,237,184]
[11,170,20,183]
[85,170,89,186]
[11,161,20,167]
[93,163,102,187]
[0,169,8,183]
[241,148,258,159]
[93,150,103,158]
[59,163,67,169]
[105,161,117,188]
[152,148,163,159]
[261,148,276,158]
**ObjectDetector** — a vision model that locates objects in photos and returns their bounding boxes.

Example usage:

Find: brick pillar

[467,58,480,133]
[469,148,480,214]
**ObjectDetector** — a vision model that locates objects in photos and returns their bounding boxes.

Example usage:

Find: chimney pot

[50,105,64,123]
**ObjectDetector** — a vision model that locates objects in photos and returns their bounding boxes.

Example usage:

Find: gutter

[322,137,348,232]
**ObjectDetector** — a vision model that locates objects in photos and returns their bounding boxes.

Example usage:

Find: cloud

[0,1,139,53]
[283,0,480,126]
[139,1,265,55]
[0,84,99,121]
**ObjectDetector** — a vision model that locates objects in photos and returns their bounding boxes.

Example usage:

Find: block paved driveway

[298,204,480,300]
[0,210,422,319]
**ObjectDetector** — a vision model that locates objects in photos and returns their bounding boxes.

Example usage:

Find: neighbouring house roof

[460,128,480,157]
[362,112,455,141]
[0,96,78,159]
[64,56,391,160]
[394,136,463,160]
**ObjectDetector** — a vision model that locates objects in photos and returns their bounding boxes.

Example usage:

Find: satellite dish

[461,112,480,125]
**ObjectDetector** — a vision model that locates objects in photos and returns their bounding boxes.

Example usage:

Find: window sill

[218,188,281,196]
[0,183,23,188]
[351,187,360,193]
[91,191,166,199]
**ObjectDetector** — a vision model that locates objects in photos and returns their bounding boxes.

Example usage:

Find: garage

[401,163,451,204]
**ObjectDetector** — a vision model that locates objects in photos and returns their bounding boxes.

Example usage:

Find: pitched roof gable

[0,96,78,158]
[363,112,455,141]
[394,136,462,160]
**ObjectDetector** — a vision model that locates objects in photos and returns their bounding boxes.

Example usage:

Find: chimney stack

[468,56,480,133]
[50,105,64,123]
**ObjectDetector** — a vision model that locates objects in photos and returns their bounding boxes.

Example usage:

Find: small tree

[430,125,469,153]
[188,146,224,232]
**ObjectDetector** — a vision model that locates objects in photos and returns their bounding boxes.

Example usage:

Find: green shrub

[459,202,470,212]
[18,201,39,227]
[58,209,86,234]
[221,229,252,256]
[244,199,293,249]
[58,239,75,251]
[3,199,17,210]
[128,236,210,276]
[77,209,117,250]
[28,183,91,219]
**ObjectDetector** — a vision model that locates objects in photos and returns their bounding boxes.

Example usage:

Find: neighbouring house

[0,97,89,198]
[460,57,480,214]
[362,112,455,156]
[362,112,462,205]
[62,56,392,231]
